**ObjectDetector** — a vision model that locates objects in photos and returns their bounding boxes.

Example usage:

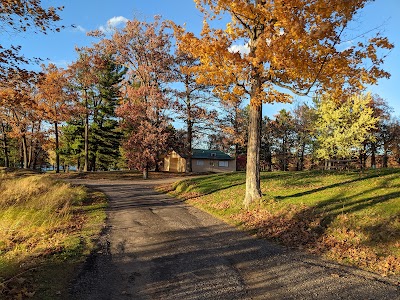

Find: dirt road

[68,178,399,300]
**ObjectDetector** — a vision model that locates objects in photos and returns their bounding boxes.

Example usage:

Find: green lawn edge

[161,169,400,277]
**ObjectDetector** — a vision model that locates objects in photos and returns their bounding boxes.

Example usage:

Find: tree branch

[231,10,252,33]
[233,73,250,95]
[304,25,346,95]
[270,80,308,97]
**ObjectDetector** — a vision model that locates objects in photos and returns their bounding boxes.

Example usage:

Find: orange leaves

[0,87,16,105]
[201,19,211,36]
[178,0,392,107]
[369,36,394,50]
[110,17,173,172]
[0,70,39,137]
[177,24,248,94]
[37,64,76,124]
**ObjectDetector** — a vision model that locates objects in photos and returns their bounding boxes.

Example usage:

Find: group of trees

[0,11,220,177]
[0,0,395,206]
[174,0,393,206]
[0,53,126,172]
[220,94,400,172]
[0,0,64,170]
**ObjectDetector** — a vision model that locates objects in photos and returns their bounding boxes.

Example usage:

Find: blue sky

[5,0,400,117]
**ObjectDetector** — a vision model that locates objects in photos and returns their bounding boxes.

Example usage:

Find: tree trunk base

[143,168,149,179]
[243,185,262,208]
[243,100,262,209]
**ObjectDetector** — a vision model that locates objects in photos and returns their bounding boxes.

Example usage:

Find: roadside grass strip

[0,171,107,299]
[165,169,400,277]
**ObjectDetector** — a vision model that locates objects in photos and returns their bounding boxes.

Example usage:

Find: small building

[163,149,236,173]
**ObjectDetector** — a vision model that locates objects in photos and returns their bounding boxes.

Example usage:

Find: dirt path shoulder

[68,178,399,300]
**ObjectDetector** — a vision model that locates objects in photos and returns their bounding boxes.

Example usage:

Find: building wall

[163,151,186,172]
[164,151,236,173]
[192,159,236,173]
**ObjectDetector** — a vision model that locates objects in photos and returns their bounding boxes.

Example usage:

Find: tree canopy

[174,0,393,206]
[315,93,378,160]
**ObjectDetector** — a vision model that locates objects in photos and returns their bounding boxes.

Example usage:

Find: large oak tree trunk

[185,81,193,173]
[243,101,262,208]
[244,23,264,208]
[243,5,265,208]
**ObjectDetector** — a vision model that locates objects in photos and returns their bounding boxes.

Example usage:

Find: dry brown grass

[0,171,106,299]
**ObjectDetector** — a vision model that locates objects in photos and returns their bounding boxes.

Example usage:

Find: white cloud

[99,16,129,33]
[98,25,108,33]
[71,25,86,33]
[228,43,250,56]
[107,16,129,27]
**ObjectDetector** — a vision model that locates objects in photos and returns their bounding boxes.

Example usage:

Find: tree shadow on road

[68,181,399,299]
[70,222,398,300]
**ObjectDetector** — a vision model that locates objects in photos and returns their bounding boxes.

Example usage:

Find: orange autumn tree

[0,71,40,169]
[175,0,393,207]
[38,64,76,173]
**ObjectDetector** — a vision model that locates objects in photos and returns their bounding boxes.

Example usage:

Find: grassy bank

[164,169,400,276]
[0,170,107,299]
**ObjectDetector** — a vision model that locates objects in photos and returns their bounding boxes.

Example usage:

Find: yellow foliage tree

[174,0,393,207]
[315,93,378,162]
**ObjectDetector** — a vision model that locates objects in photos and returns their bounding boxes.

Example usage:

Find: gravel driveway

[68,178,399,300]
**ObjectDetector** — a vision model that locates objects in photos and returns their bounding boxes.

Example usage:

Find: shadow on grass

[161,168,400,276]
[258,173,400,261]
[274,171,386,201]
[171,172,246,200]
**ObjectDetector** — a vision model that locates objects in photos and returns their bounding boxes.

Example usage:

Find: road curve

[68,178,399,300]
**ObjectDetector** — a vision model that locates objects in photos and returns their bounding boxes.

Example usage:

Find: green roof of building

[192,149,234,160]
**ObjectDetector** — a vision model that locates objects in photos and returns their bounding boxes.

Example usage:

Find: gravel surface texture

[68,178,400,300]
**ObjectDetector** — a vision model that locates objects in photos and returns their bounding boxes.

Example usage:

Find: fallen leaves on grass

[234,207,400,276]
[318,233,400,276]
[210,200,231,210]
[0,272,36,300]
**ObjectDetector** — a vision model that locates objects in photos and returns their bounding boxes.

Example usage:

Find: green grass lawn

[165,169,400,276]
[0,170,107,299]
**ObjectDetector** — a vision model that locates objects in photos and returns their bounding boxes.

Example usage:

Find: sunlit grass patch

[168,169,400,276]
[167,172,246,200]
